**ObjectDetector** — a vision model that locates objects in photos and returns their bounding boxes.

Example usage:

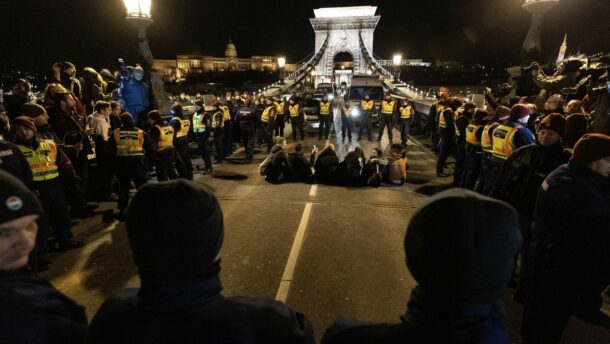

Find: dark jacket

[0,139,33,186]
[323,287,510,344]
[493,142,571,226]
[314,148,340,185]
[87,276,314,344]
[530,162,610,278]
[3,94,28,121]
[47,106,93,160]
[288,151,315,183]
[0,271,87,344]
[235,105,258,131]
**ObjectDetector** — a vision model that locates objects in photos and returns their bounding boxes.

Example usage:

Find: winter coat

[323,286,510,344]
[314,148,340,185]
[118,79,151,123]
[0,139,33,186]
[87,276,314,344]
[288,151,315,183]
[0,271,87,344]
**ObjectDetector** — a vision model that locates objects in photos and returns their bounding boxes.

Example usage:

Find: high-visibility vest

[319,102,331,115]
[465,124,482,146]
[220,105,231,122]
[192,112,206,133]
[289,104,300,117]
[212,112,224,128]
[18,140,59,182]
[361,100,374,110]
[114,129,144,157]
[400,105,412,119]
[435,103,445,123]
[439,109,451,129]
[481,122,499,153]
[261,106,275,123]
[156,125,174,151]
[172,117,190,138]
[492,124,524,160]
[275,101,286,115]
[381,100,395,115]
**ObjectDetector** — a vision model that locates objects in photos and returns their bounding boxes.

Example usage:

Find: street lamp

[393,54,402,83]
[278,57,286,84]
[122,0,170,114]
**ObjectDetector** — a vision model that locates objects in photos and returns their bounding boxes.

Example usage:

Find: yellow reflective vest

[275,101,286,116]
[289,104,300,118]
[18,140,59,182]
[361,100,374,111]
[172,117,191,138]
[481,122,499,153]
[212,111,224,128]
[114,129,144,157]
[381,100,395,115]
[192,112,206,134]
[220,105,231,122]
[399,105,412,119]
[465,124,482,146]
[492,124,523,160]
[261,106,275,123]
[319,102,331,115]
[156,125,174,151]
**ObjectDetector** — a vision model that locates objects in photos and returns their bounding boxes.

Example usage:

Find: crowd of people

[0,57,609,343]
[421,57,610,342]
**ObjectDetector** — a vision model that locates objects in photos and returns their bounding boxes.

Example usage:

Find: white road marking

[276,187,315,302]
[309,185,318,197]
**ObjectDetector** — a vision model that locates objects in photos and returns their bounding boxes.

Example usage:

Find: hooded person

[0,170,88,344]
[87,180,314,343]
[323,189,522,344]
[523,133,610,343]
[118,65,151,128]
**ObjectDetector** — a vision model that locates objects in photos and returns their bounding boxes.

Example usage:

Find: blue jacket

[119,78,151,123]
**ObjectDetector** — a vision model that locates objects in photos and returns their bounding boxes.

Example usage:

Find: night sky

[1,0,609,71]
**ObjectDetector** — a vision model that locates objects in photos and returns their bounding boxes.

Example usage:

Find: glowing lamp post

[278,57,286,84]
[393,54,402,83]
[122,0,170,114]
[521,0,559,62]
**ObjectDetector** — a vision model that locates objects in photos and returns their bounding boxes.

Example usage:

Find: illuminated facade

[152,40,300,81]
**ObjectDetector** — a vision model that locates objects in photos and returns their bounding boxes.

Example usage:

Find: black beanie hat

[405,188,522,304]
[120,112,135,128]
[21,103,47,118]
[126,180,224,287]
[0,170,43,224]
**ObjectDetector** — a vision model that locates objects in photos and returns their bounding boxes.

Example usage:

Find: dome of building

[225,39,237,58]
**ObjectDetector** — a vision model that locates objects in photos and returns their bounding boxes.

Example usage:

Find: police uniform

[378,98,396,141]
[474,120,501,194]
[149,122,178,181]
[171,116,193,180]
[318,100,332,139]
[236,105,258,161]
[399,102,413,145]
[461,120,486,189]
[453,110,470,186]
[288,102,304,141]
[212,110,225,162]
[274,100,287,138]
[219,102,233,156]
[192,108,213,172]
[359,99,374,141]
[436,108,455,176]
[260,104,277,152]
[110,127,148,217]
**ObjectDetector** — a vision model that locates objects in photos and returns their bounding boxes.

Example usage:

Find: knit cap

[537,113,566,137]
[571,134,610,165]
[0,170,43,225]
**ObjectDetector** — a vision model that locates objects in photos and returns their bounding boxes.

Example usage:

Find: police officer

[11,116,83,251]
[461,109,489,189]
[399,100,413,146]
[169,104,193,180]
[453,103,475,186]
[109,113,149,220]
[146,110,178,181]
[488,104,536,192]
[287,97,304,141]
[378,93,396,142]
[192,101,213,174]
[436,98,462,177]
[260,98,277,152]
[318,95,333,140]
[359,94,374,141]
[339,97,352,143]
[235,99,258,162]
[475,106,510,194]
[274,97,288,138]
[211,104,225,163]
[0,135,32,186]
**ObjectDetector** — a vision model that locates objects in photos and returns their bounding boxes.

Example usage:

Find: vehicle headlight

[328,94,334,100]
[351,108,360,117]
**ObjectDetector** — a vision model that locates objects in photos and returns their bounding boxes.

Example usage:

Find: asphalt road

[41,113,610,343]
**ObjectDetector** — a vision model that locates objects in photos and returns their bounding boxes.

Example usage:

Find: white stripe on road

[276,188,315,302]
[308,185,318,197]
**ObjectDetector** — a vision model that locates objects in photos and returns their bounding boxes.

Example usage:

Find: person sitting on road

[338,147,367,187]
[384,144,407,186]
[363,147,388,188]
[314,143,340,185]
[0,170,88,344]
[322,188,522,344]
[260,136,291,184]
[87,180,314,343]
[288,143,317,183]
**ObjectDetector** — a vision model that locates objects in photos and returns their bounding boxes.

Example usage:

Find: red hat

[12,116,37,133]
[509,104,531,122]
[495,106,510,119]
[565,114,589,142]
[571,134,610,165]
[537,113,566,137]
